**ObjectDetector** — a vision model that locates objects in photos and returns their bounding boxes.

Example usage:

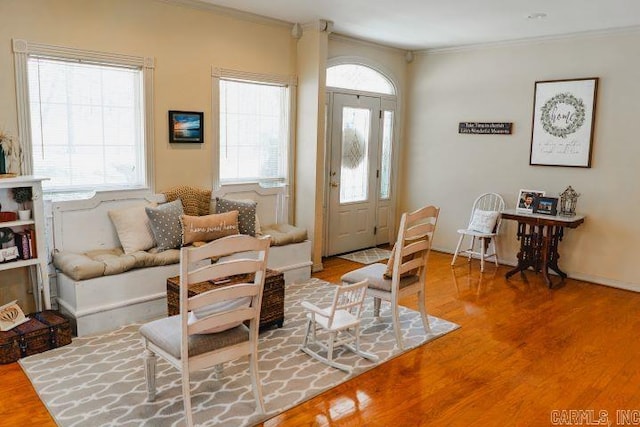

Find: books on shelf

[13,229,36,260]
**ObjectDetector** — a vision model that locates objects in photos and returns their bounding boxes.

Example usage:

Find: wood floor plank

[2,251,639,426]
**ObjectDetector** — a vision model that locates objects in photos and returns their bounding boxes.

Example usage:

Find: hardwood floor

[2,252,639,426]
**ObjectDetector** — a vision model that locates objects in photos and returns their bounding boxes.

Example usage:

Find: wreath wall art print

[530,78,598,167]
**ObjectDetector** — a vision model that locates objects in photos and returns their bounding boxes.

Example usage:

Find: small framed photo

[516,189,545,214]
[169,111,204,143]
[533,196,558,216]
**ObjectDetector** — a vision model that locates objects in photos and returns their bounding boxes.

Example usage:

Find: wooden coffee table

[166,268,285,331]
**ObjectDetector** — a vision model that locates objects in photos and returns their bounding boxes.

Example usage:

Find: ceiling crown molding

[421,24,640,55]
[156,0,291,28]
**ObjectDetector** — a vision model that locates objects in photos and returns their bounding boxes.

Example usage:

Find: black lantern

[559,186,580,216]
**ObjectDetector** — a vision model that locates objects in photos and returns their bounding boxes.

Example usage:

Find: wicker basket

[167,269,285,331]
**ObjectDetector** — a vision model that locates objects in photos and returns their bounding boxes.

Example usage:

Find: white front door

[326,93,381,256]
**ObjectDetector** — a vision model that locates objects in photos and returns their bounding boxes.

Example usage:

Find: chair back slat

[187,259,262,285]
[188,307,255,335]
[399,257,425,275]
[401,239,429,257]
[187,234,270,260]
[188,283,258,311]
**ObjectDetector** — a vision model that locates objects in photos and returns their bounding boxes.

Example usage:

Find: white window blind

[219,79,289,184]
[28,57,146,192]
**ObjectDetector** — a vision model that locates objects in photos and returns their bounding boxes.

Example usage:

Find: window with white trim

[13,40,153,193]
[215,71,292,185]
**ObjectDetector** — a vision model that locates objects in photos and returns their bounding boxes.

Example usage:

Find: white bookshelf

[0,176,50,310]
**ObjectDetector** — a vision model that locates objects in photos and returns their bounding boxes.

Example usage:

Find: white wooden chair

[340,205,439,350]
[451,192,505,272]
[139,234,270,427]
[300,279,378,372]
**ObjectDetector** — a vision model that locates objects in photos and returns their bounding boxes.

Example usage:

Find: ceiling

[195,0,640,50]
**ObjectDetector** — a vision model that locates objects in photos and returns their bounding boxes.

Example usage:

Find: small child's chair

[300,279,378,373]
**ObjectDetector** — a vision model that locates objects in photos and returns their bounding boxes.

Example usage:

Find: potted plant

[11,187,32,220]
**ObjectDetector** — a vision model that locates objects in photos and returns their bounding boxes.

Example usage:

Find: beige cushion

[260,223,308,246]
[341,262,419,292]
[181,211,239,246]
[54,248,180,281]
[108,204,157,254]
[139,315,249,359]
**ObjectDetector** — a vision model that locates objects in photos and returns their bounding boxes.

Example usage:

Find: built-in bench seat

[52,186,312,336]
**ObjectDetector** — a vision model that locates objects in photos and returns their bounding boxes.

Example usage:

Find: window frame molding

[211,66,297,191]
[12,39,155,192]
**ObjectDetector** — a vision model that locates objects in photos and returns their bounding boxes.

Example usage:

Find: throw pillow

[181,211,240,246]
[162,186,212,216]
[108,204,157,254]
[188,296,252,334]
[215,197,257,236]
[469,209,499,234]
[145,200,184,251]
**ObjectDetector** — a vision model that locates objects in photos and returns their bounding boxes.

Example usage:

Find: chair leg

[480,237,486,272]
[417,290,431,334]
[347,324,379,363]
[373,297,381,317]
[391,301,404,350]
[182,373,194,427]
[301,318,312,348]
[143,348,157,402]
[327,331,337,362]
[249,352,265,413]
[451,234,465,266]
[469,236,476,262]
[492,237,499,267]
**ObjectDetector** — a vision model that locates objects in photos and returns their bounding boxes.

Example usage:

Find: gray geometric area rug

[337,247,393,265]
[20,279,459,427]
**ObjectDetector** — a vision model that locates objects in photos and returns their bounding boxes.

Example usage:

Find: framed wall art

[529,78,598,168]
[168,110,204,143]
[516,189,545,214]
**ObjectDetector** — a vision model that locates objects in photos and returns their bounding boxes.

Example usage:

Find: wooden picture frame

[533,196,558,216]
[529,78,598,167]
[168,111,204,143]
[516,189,545,214]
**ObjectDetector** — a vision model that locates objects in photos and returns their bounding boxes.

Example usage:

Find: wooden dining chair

[139,234,270,427]
[340,205,439,350]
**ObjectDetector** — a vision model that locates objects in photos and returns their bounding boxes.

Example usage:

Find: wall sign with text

[459,122,512,135]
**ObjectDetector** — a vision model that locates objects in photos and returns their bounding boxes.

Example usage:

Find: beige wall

[0,0,295,192]
[404,30,640,291]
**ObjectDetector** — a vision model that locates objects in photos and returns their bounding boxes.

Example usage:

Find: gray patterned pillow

[146,199,184,251]
[215,198,257,236]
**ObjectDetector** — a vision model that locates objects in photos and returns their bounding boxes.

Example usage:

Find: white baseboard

[432,246,640,293]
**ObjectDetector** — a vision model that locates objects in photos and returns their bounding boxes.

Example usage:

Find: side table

[167,268,285,331]
[501,209,585,288]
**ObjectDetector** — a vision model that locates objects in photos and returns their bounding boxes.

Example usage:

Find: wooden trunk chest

[167,268,285,331]
[0,310,72,364]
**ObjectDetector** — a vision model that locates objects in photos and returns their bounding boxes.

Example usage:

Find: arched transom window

[326,64,395,95]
